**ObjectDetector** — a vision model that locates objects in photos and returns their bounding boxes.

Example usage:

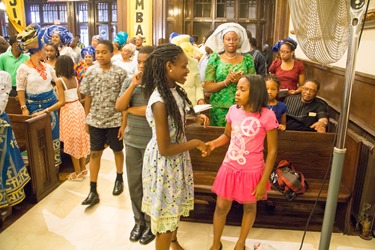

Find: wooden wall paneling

[116,0,126,33]
[153,0,167,46]
[273,0,289,43]
[67,2,76,35]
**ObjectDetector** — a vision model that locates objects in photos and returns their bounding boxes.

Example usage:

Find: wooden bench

[5,97,59,203]
[184,125,354,233]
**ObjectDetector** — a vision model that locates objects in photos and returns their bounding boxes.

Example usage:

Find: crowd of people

[0,22,328,250]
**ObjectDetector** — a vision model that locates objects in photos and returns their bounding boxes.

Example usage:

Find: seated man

[285,79,328,133]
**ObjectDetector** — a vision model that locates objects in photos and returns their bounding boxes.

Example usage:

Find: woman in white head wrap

[203,23,256,126]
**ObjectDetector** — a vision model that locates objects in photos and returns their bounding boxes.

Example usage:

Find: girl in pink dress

[206,75,278,250]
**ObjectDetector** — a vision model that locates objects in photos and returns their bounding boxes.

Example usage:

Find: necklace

[223,53,238,60]
[30,59,47,80]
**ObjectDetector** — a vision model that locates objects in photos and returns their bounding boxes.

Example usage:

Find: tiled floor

[0,149,374,250]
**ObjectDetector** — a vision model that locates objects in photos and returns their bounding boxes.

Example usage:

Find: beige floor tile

[1,148,375,250]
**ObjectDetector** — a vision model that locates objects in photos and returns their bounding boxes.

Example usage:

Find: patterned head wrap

[43,25,73,46]
[272,37,297,53]
[81,46,96,60]
[92,35,103,42]
[169,32,194,45]
[170,34,196,58]
[113,31,128,47]
[204,22,250,53]
[17,23,46,54]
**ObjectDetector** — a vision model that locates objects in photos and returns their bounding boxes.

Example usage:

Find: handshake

[195,140,216,157]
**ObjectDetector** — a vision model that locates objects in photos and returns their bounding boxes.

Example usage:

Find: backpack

[270,160,308,201]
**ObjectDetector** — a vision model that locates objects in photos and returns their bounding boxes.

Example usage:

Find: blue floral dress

[142,87,194,234]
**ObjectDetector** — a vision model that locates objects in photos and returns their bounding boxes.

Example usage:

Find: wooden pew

[184,125,355,233]
[5,97,59,203]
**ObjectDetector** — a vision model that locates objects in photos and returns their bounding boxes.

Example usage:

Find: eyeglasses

[279,50,291,54]
[302,87,318,93]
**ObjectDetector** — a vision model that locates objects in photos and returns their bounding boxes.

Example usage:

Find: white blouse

[16,63,56,95]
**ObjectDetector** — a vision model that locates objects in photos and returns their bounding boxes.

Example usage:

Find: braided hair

[142,44,195,142]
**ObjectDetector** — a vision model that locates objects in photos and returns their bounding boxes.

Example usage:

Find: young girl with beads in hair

[205,75,278,250]
[265,73,287,131]
[141,43,210,250]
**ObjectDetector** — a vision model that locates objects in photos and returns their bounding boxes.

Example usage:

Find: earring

[169,69,172,72]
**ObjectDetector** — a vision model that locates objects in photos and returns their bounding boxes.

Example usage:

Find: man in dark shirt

[246,30,266,76]
[285,80,328,132]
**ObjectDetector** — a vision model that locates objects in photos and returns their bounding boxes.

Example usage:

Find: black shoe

[112,180,124,196]
[129,224,145,242]
[81,192,100,205]
[139,227,155,245]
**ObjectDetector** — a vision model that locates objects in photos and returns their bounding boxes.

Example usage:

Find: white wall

[288,19,375,76]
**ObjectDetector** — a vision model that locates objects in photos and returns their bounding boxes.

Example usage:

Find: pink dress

[59,78,90,159]
[211,106,278,203]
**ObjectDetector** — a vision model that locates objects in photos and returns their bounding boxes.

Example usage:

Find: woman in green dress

[204,23,256,126]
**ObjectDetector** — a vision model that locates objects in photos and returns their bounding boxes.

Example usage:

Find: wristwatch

[20,105,27,110]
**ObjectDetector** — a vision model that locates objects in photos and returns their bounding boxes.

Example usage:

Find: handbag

[270,160,308,201]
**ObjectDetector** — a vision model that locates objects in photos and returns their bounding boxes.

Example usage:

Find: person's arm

[205,122,231,154]
[194,65,205,104]
[252,128,278,200]
[279,113,287,131]
[117,111,127,140]
[291,62,305,94]
[33,78,65,116]
[310,117,328,133]
[84,95,92,117]
[126,106,146,116]
[187,113,210,127]
[0,72,11,114]
[116,74,141,112]
[152,101,206,156]
[203,53,229,93]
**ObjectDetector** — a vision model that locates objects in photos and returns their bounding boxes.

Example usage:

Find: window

[30,4,40,23]
[23,0,118,46]
[97,2,108,22]
[42,3,67,25]
[25,2,67,27]
[181,0,274,47]
[95,1,117,41]
[77,2,89,46]
[217,0,235,19]
[239,0,256,19]
[195,0,211,18]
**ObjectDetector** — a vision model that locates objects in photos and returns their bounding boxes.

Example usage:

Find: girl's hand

[278,124,286,131]
[132,71,143,87]
[196,114,210,128]
[197,99,205,105]
[22,109,30,116]
[251,181,267,201]
[196,140,210,157]
[204,141,215,156]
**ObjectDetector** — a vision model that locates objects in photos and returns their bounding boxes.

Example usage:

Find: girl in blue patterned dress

[141,44,210,250]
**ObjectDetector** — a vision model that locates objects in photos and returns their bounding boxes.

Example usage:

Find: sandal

[67,172,84,182]
[80,169,88,178]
